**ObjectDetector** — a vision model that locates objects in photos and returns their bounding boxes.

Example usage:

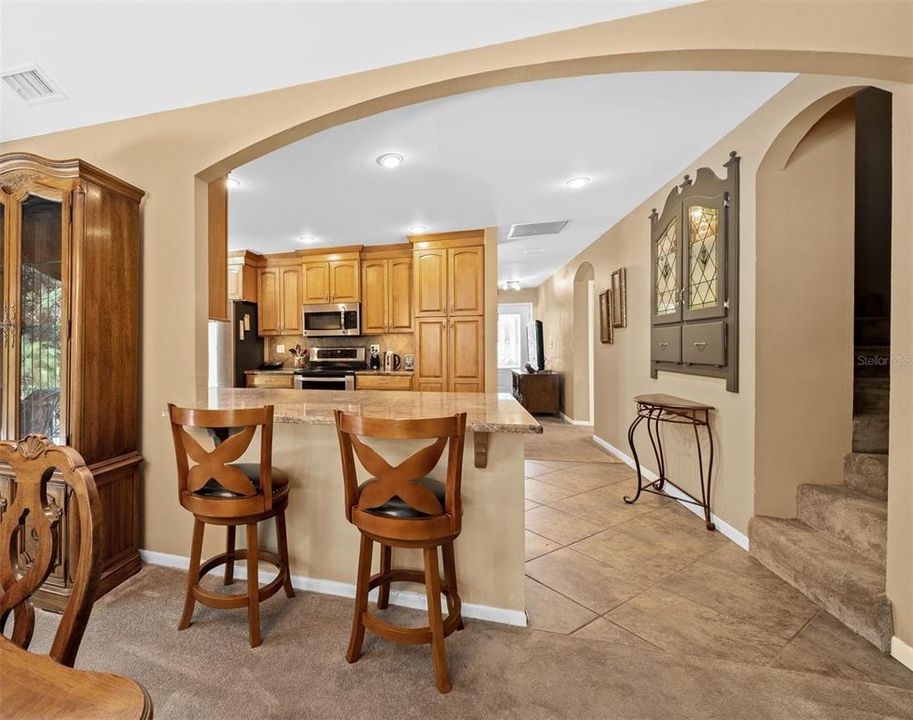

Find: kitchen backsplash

[264,333,415,368]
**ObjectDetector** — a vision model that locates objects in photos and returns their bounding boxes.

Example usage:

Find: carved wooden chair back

[334,412,467,534]
[0,435,101,667]
[168,405,274,519]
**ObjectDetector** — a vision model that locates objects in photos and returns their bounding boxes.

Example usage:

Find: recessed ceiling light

[226,175,240,189]
[565,176,591,189]
[298,235,318,244]
[376,152,404,168]
[408,225,427,234]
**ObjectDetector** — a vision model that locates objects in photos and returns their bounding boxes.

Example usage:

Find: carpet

[27,566,913,720]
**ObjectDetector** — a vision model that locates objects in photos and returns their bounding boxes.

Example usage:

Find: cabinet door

[447,246,484,316]
[361,259,388,334]
[279,266,301,333]
[227,266,242,299]
[11,189,70,443]
[258,267,280,335]
[329,260,360,302]
[415,318,447,391]
[449,316,484,392]
[388,257,413,332]
[651,214,682,325]
[302,261,329,304]
[683,193,727,322]
[413,249,447,316]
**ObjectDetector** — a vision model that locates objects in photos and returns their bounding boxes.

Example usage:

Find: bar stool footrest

[362,568,462,644]
[191,548,287,608]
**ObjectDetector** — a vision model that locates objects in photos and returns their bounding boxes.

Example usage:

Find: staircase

[749,317,891,652]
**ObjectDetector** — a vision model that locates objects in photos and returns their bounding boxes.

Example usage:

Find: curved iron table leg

[624,413,647,504]
[703,411,715,530]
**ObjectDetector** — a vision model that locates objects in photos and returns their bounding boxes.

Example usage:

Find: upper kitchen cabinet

[302,252,361,304]
[413,248,447,316]
[228,250,261,302]
[257,261,301,336]
[302,260,329,303]
[447,246,484,316]
[329,259,360,303]
[361,246,413,334]
[0,152,144,608]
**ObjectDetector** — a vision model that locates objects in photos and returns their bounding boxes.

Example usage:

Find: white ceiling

[228,71,794,287]
[0,0,698,141]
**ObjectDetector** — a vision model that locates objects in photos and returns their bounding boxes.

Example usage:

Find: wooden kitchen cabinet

[329,259,360,302]
[258,264,300,335]
[448,246,485,316]
[246,372,295,389]
[228,250,260,302]
[362,254,412,334]
[257,267,280,335]
[280,266,301,333]
[302,261,330,304]
[415,318,448,392]
[355,374,413,391]
[413,248,447,316]
[449,316,485,392]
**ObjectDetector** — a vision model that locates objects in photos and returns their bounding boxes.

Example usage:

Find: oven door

[302,303,361,337]
[294,374,355,391]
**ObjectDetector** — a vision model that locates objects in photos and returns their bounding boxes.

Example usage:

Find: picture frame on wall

[599,290,614,344]
[611,267,627,328]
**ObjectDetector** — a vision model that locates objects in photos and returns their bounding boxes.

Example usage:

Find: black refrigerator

[208,300,264,387]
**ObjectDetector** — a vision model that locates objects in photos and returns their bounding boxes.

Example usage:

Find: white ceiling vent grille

[507,220,569,239]
[2,64,66,105]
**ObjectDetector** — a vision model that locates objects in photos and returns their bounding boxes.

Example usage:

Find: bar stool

[334,410,467,694]
[168,404,294,647]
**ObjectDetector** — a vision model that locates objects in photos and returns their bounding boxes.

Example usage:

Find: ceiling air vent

[2,64,66,105]
[507,220,569,239]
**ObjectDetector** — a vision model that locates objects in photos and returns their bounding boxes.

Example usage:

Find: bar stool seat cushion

[194,465,289,498]
[357,477,445,519]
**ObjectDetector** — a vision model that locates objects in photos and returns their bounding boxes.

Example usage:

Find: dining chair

[168,404,294,647]
[334,410,467,693]
[0,434,101,668]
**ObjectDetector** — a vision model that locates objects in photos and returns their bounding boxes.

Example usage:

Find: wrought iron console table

[624,393,715,531]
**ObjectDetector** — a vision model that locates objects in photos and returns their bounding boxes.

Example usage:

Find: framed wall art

[611,267,627,328]
[599,290,614,344]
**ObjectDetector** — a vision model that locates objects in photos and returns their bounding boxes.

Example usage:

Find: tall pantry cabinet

[0,153,144,610]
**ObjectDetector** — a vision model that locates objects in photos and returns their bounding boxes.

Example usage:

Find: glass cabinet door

[683,194,726,322]
[652,216,681,323]
[18,192,66,444]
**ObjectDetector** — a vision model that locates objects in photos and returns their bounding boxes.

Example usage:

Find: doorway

[497,303,533,393]
[572,263,595,424]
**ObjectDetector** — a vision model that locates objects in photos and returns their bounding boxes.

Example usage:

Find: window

[498,312,522,369]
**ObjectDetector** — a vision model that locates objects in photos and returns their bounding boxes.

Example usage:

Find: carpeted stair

[750,339,892,652]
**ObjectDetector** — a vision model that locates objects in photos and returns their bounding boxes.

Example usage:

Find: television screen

[527,320,544,371]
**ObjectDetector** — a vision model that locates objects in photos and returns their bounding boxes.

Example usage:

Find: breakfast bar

[191,388,541,624]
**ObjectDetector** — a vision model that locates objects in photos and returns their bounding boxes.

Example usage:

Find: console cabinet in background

[0,153,144,610]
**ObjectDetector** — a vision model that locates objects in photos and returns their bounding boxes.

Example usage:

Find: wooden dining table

[0,636,152,719]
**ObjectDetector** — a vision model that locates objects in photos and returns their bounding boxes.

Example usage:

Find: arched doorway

[571,262,595,425]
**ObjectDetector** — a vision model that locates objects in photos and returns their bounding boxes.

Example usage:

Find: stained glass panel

[655,219,677,315]
[688,205,719,310]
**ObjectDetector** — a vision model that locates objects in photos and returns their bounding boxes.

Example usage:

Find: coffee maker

[369,344,381,370]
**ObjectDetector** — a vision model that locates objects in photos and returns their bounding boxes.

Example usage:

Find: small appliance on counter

[293,346,367,390]
[383,351,401,372]
[369,344,381,370]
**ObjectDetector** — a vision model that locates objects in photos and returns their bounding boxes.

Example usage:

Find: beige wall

[2,0,910,645]
[755,100,856,517]
[497,287,539,317]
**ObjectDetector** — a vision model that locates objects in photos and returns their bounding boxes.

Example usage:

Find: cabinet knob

[659,341,669,350]
[693,341,707,350]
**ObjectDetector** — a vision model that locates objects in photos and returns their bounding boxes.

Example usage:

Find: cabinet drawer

[246,373,295,388]
[682,321,726,366]
[652,326,681,363]
[355,374,413,391]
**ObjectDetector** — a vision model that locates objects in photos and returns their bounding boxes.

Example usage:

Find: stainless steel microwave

[301,303,361,337]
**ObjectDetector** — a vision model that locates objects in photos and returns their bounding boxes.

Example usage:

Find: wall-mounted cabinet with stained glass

[0,153,145,610]
[649,153,739,391]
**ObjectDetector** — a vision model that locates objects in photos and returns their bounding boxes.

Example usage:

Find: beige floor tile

[772,611,913,690]
[524,577,596,634]
[525,477,578,504]
[606,586,786,664]
[525,530,561,561]
[525,547,652,614]
[524,459,570,477]
[549,484,669,528]
[524,505,606,545]
[525,499,540,511]
[535,466,615,494]
[571,617,658,650]
[660,544,819,642]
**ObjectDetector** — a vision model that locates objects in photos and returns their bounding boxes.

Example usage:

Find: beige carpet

[29,566,913,719]
[524,417,619,463]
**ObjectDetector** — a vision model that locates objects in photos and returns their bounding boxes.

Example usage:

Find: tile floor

[523,423,913,691]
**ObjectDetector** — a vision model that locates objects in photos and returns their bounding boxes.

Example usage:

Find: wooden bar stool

[334,410,467,694]
[168,404,294,647]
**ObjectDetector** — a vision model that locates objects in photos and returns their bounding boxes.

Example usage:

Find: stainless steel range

[293,346,366,391]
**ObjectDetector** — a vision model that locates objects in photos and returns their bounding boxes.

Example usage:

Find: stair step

[854,377,890,414]
[855,346,890,377]
[854,316,890,346]
[853,414,889,453]
[844,452,889,500]
[748,516,892,652]
[796,484,886,562]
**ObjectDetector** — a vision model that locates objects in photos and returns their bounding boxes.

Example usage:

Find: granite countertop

[355,370,414,376]
[245,368,295,374]
[195,388,542,434]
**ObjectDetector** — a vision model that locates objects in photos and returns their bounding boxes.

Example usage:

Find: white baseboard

[139,549,527,627]
[892,635,913,671]
[559,412,593,427]
[591,434,749,551]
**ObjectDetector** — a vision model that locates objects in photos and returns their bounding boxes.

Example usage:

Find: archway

[571,262,596,424]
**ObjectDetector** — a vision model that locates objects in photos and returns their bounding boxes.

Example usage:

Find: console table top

[634,393,714,411]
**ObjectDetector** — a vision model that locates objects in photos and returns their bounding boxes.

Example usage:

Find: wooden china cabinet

[0,153,144,610]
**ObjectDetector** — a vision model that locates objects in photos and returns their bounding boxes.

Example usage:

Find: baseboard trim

[559,412,593,427]
[591,434,749,551]
[892,635,913,671]
[139,549,527,627]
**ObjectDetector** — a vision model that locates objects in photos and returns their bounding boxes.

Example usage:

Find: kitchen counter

[354,369,414,376]
[198,388,541,434]
[244,368,295,374]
